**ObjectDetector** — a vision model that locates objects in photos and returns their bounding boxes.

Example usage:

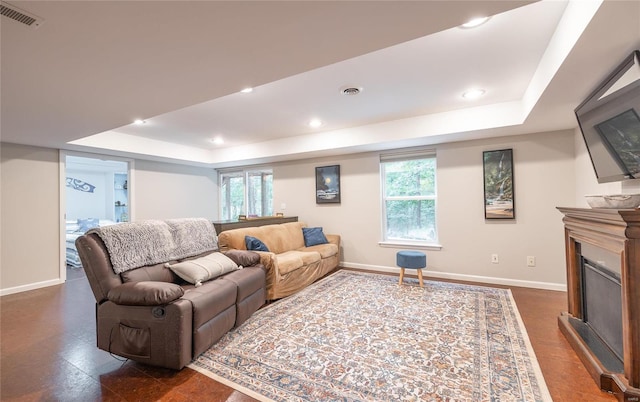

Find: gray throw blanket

[88,218,218,274]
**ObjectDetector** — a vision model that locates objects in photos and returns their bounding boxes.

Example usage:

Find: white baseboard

[0,278,63,296]
[341,262,567,292]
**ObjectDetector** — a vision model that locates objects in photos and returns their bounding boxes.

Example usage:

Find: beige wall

[0,128,617,294]
[134,160,218,220]
[275,129,577,289]
[1,144,219,295]
[1,143,61,292]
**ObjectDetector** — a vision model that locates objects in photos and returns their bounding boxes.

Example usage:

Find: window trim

[378,240,443,250]
[218,167,273,220]
[380,149,438,246]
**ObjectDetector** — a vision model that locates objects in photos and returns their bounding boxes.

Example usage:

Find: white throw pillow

[166,252,239,287]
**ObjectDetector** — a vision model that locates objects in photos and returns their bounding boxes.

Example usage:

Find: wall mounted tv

[575,50,640,183]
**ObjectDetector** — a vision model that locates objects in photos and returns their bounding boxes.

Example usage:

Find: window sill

[378,241,442,251]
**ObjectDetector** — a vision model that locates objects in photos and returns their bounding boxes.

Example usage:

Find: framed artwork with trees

[483,149,515,219]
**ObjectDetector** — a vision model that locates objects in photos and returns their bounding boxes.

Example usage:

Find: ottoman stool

[396,250,427,287]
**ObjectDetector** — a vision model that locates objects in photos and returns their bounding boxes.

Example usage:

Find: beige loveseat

[217,221,340,300]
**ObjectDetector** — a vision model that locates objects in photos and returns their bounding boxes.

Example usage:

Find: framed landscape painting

[316,165,341,204]
[483,149,515,219]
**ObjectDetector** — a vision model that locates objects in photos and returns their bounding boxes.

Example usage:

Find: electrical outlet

[491,254,499,264]
[527,256,536,267]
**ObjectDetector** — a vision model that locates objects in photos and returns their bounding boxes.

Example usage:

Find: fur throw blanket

[88,218,218,274]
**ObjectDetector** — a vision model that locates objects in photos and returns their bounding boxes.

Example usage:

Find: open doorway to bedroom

[62,153,132,281]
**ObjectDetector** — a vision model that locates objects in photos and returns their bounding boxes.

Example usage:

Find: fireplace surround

[558,207,640,401]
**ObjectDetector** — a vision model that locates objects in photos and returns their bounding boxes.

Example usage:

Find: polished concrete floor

[1,268,616,401]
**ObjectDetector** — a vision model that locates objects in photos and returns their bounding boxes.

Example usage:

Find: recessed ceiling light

[308,119,323,128]
[462,89,486,100]
[211,137,224,145]
[460,16,490,29]
[133,119,146,125]
[240,87,253,94]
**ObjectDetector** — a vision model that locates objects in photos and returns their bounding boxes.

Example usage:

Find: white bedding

[66,219,116,268]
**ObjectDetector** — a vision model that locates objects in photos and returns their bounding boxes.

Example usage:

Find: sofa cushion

[221,266,266,302]
[277,250,321,275]
[120,262,179,283]
[181,279,237,329]
[217,222,307,254]
[302,227,328,247]
[108,281,184,306]
[245,236,269,251]
[166,253,239,287]
[300,243,339,259]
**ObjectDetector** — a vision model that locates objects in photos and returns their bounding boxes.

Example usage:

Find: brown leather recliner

[76,232,266,370]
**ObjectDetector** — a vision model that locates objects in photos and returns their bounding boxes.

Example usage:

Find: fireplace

[573,242,624,372]
[557,207,640,401]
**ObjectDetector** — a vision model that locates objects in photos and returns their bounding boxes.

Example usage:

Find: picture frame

[315,165,341,204]
[483,149,515,219]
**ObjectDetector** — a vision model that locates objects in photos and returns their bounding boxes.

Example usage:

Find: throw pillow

[245,235,269,252]
[165,252,239,287]
[302,227,328,247]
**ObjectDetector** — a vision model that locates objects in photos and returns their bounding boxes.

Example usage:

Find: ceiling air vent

[341,87,362,96]
[1,1,44,29]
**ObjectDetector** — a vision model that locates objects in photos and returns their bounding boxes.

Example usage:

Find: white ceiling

[2,0,639,168]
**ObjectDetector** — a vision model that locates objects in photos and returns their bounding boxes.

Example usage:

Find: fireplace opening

[567,242,624,373]
[582,259,623,362]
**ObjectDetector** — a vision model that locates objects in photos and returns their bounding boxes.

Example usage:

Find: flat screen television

[575,50,640,183]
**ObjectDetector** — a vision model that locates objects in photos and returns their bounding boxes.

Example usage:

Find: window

[381,151,437,245]
[220,168,273,220]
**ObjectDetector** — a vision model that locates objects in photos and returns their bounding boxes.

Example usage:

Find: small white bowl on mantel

[585,194,640,209]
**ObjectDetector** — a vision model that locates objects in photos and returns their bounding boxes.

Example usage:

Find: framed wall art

[483,149,515,219]
[315,165,341,204]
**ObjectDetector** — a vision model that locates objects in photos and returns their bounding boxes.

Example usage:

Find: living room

[1,0,639,400]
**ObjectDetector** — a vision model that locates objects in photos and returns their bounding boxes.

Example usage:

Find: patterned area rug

[190,270,552,401]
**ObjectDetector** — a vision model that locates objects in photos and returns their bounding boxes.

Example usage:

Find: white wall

[134,160,218,220]
[65,170,111,220]
[1,144,219,295]
[1,143,61,292]
[1,129,620,294]
[275,129,577,289]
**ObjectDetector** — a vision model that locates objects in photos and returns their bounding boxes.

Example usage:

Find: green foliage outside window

[221,170,273,220]
[383,157,437,242]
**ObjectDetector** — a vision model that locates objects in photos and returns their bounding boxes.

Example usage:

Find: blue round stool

[396,251,427,287]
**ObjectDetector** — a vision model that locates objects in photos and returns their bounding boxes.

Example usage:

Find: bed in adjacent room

[66,219,116,269]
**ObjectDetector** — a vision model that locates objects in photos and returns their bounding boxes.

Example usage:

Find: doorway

[61,152,133,281]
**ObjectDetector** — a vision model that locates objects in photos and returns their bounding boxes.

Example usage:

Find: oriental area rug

[189,270,552,401]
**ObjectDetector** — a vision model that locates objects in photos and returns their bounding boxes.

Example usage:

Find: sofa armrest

[252,251,278,294]
[326,234,340,246]
[255,251,278,273]
[107,281,184,306]
[97,298,193,369]
[223,249,261,267]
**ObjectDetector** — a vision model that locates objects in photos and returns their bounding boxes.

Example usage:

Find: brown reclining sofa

[76,218,265,370]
